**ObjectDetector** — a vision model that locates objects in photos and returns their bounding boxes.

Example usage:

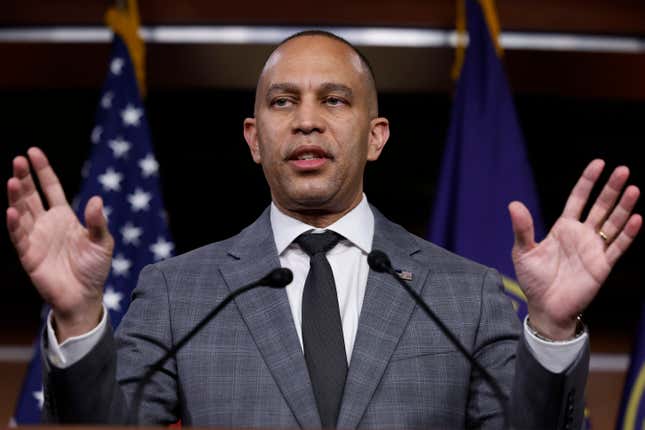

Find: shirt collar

[270,194,374,255]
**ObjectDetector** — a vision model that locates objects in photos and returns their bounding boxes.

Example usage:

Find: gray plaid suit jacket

[43,206,589,429]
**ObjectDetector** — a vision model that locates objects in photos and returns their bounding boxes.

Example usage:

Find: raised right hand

[6,147,114,342]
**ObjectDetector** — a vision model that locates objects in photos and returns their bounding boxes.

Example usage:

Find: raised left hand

[509,159,642,340]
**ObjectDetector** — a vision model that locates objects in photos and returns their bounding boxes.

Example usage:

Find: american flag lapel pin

[396,270,413,281]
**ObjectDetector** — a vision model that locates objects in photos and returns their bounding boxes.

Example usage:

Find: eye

[271,97,293,108]
[325,97,346,106]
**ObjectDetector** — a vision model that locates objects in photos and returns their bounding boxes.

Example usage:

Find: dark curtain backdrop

[1,89,643,341]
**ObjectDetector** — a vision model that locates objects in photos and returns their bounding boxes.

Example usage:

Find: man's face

[244,36,389,219]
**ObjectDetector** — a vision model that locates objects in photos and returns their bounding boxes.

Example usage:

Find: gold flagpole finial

[105,0,146,96]
[451,0,504,81]
[479,0,504,57]
[450,0,467,81]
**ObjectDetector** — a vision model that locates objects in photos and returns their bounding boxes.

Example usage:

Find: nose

[292,99,325,135]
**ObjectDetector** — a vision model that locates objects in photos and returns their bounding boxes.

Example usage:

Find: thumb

[508,201,536,255]
[85,196,112,246]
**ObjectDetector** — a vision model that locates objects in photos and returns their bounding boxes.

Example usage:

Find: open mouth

[287,146,332,170]
[295,153,324,160]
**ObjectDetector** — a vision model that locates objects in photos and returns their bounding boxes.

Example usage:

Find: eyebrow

[319,83,353,98]
[265,82,354,99]
[266,83,300,97]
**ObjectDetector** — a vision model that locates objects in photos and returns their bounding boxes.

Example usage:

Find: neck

[273,194,363,228]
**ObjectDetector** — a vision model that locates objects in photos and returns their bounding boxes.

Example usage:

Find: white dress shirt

[270,195,374,364]
[48,194,586,373]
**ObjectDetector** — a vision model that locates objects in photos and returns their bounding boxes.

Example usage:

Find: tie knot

[295,231,343,257]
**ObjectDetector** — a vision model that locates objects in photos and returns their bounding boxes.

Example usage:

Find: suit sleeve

[511,333,589,429]
[42,264,179,424]
[466,269,589,430]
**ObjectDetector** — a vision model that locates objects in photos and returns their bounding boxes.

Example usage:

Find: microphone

[129,267,293,424]
[368,250,511,429]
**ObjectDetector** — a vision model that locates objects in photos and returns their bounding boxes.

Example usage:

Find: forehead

[259,36,366,91]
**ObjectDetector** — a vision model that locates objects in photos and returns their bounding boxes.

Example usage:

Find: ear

[366,117,390,161]
[243,117,261,164]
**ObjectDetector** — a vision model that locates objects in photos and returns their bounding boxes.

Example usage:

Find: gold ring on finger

[598,230,609,242]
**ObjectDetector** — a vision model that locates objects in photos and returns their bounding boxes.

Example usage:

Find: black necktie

[296,231,347,429]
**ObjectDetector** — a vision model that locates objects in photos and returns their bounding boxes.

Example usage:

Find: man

[6,31,642,429]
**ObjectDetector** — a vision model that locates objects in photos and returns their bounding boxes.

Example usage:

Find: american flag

[12,34,173,424]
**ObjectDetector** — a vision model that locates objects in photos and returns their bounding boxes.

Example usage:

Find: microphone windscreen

[266,268,293,288]
[368,250,392,273]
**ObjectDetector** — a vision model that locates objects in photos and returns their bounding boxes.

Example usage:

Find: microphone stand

[368,250,511,429]
[128,268,293,424]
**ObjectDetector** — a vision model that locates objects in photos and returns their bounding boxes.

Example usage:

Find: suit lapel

[337,210,432,430]
[219,209,320,429]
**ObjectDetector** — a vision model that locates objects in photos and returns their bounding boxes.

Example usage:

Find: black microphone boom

[368,250,511,429]
[129,267,293,424]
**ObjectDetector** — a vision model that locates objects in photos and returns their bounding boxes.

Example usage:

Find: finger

[27,147,67,207]
[508,201,536,254]
[7,177,34,233]
[598,185,640,242]
[6,206,21,235]
[85,196,112,246]
[585,165,630,227]
[12,155,45,217]
[606,214,643,267]
[561,159,605,220]
[6,207,30,258]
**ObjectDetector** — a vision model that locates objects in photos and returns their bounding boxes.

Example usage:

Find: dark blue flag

[616,304,645,429]
[428,0,544,320]
[429,2,590,427]
[12,34,173,424]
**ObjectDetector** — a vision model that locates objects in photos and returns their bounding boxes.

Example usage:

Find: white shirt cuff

[46,305,108,369]
[523,316,588,373]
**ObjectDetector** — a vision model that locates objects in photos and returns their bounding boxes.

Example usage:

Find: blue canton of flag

[11,34,173,425]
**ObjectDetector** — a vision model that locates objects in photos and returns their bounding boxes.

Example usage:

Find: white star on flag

[110,57,124,75]
[101,91,114,109]
[98,168,123,192]
[150,237,174,261]
[102,206,112,223]
[139,154,159,178]
[112,254,132,276]
[103,286,124,311]
[109,137,131,158]
[33,389,44,410]
[91,125,103,144]
[128,188,152,212]
[121,104,143,127]
[121,222,143,245]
